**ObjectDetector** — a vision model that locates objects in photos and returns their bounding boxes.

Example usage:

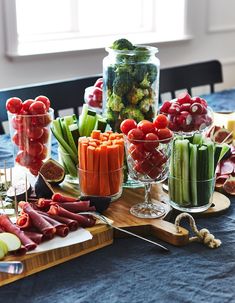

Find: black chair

[0,75,101,134]
[159,60,223,99]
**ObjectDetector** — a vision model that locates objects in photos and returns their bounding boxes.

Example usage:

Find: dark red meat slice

[24,231,44,244]
[48,205,96,227]
[52,193,78,202]
[21,202,56,236]
[16,212,32,229]
[37,211,69,237]
[56,201,95,212]
[0,214,37,251]
[36,198,53,209]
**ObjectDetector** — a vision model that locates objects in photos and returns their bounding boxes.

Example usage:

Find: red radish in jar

[191,96,201,104]
[177,111,192,126]
[180,103,191,112]
[190,103,203,115]
[159,101,171,113]
[177,92,191,104]
[168,103,180,114]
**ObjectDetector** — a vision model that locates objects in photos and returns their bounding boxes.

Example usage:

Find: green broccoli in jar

[127,87,148,105]
[121,106,144,122]
[107,92,125,112]
[139,97,154,113]
[111,38,135,51]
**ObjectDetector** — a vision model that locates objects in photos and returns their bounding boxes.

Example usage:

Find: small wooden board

[0,224,113,287]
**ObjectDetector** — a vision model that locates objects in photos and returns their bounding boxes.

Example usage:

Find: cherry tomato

[127,128,144,142]
[128,143,145,161]
[35,96,51,111]
[26,141,43,157]
[11,117,24,131]
[22,99,35,112]
[36,128,49,144]
[29,101,47,115]
[36,145,48,160]
[120,119,137,135]
[153,114,168,129]
[156,128,173,142]
[144,133,159,151]
[6,97,22,114]
[147,166,162,179]
[31,113,51,127]
[26,126,44,140]
[137,120,155,135]
[136,159,153,174]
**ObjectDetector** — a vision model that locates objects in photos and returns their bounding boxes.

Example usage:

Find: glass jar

[103,45,160,132]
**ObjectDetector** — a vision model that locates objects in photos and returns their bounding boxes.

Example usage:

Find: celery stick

[84,114,97,137]
[169,140,175,201]
[69,123,79,146]
[59,118,69,143]
[189,143,197,206]
[181,139,190,204]
[205,142,215,179]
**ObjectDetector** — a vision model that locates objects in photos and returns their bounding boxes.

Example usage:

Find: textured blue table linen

[0,89,235,303]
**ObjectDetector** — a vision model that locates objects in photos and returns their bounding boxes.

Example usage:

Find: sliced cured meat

[0,214,37,251]
[16,212,32,229]
[52,193,78,202]
[12,246,27,256]
[21,202,56,236]
[35,198,52,209]
[37,211,69,237]
[48,205,96,227]
[45,213,78,231]
[24,231,44,244]
[56,201,95,212]
[220,160,234,175]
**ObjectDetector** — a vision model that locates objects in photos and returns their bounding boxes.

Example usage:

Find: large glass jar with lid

[103,41,160,132]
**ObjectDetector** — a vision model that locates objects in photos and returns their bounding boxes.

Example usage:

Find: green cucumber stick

[50,127,78,164]
[79,104,88,136]
[169,140,175,201]
[189,143,197,206]
[205,142,215,179]
[192,133,203,145]
[63,116,78,153]
[197,145,208,206]
[59,118,69,142]
[181,139,190,204]
[174,139,183,205]
[84,113,97,137]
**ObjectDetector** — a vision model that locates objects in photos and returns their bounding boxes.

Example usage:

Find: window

[4,0,188,57]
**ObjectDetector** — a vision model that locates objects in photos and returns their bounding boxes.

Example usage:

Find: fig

[39,158,65,184]
[213,128,233,144]
[223,176,235,195]
[35,173,54,198]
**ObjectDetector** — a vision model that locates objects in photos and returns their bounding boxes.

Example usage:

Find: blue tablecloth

[1,90,235,303]
[201,88,235,112]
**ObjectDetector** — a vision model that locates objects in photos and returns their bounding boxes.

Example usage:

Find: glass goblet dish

[124,135,173,219]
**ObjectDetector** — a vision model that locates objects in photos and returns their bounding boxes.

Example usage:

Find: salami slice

[36,198,53,210]
[24,231,44,244]
[21,202,56,236]
[55,201,96,212]
[0,214,37,251]
[37,211,69,237]
[41,213,79,231]
[12,246,27,256]
[48,205,96,227]
[16,213,32,229]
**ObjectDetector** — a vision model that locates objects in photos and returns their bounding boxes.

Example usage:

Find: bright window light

[5,0,187,56]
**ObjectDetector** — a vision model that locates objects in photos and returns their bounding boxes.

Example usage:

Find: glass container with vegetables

[103,38,160,132]
[168,133,230,212]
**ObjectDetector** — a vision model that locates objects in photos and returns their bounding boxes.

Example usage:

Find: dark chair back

[0,75,101,134]
[159,60,223,99]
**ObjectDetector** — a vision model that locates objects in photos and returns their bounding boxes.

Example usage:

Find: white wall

[0,0,235,91]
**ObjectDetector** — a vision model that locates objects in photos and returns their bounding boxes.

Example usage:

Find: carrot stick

[99,145,110,196]
[86,146,95,194]
[107,145,121,195]
[79,142,88,194]
[93,146,100,195]
[91,130,101,140]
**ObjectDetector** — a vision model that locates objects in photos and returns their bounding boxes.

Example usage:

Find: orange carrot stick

[91,130,101,140]
[86,146,95,194]
[99,145,110,196]
[107,145,121,195]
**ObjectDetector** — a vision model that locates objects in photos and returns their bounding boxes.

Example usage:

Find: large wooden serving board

[0,183,230,287]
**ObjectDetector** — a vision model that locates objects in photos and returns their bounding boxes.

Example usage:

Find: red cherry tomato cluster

[159,92,213,132]
[6,96,51,175]
[86,78,103,109]
[120,116,173,179]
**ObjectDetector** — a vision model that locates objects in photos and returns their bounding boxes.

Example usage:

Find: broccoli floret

[134,46,151,62]
[121,106,144,122]
[127,87,145,105]
[132,64,148,83]
[105,66,115,89]
[147,64,158,83]
[113,65,134,96]
[140,73,151,88]
[111,38,135,50]
[139,97,154,113]
[107,93,125,112]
